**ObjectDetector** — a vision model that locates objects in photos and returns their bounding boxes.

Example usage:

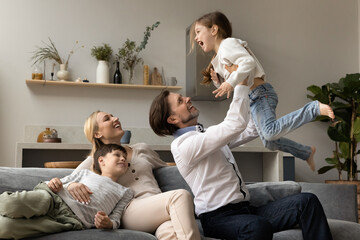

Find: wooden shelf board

[26,79,182,90]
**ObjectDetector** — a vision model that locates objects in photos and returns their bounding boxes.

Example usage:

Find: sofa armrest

[300,182,358,223]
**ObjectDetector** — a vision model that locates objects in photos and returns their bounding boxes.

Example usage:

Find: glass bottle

[113,61,122,84]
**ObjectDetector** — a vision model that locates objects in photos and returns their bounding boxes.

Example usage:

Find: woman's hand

[48,178,63,193]
[67,182,93,204]
[94,211,113,229]
[212,82,234,98]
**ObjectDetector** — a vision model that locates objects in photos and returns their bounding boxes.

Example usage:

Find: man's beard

[181,109,200,124]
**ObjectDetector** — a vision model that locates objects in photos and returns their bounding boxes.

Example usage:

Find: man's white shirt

[171,85,258,216]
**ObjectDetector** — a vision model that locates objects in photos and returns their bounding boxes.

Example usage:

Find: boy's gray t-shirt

[56,169,133,229]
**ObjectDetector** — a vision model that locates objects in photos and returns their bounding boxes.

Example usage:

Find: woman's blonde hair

[84,110,103,157]
[188,11,232,85]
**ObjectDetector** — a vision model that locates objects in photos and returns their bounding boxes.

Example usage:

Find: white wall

[0,0,358,182]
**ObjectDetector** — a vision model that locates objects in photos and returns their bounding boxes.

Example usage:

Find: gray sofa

[0,166,360,240]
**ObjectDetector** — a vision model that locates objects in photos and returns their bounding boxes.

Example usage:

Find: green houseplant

[116,21,160,84]
[91,43,113,84]
[307,73,360,181]
[90,43,113,62]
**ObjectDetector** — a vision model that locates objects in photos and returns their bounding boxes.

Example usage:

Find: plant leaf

[318,165,335,174]
[306,85,330,103]
[91,43,113,61]
[325,157,338,165]
[353,117,360,135]
[327,122,350,142]
[339,142,350,159]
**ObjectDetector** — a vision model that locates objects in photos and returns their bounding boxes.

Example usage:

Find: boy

[0,144,133,239]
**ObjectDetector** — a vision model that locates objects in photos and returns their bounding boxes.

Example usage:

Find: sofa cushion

[273,228,302,240]
[246,181,301,207]
[24,228,157,240]
[327,218,360,240]
[300,182,358,222]
[153,166,194,197]
[272,219,360,240]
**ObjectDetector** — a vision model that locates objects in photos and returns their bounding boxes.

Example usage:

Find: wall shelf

[26,79,182,90]
[16,142,283,181]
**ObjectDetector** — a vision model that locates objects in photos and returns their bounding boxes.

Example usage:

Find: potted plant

[91,43,113,84]
[116,21,160,84]
[91,43,113,62]
[307,73,360,181]
[31,37,83,81]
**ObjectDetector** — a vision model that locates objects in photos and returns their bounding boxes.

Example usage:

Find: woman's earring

[128,163,131,167]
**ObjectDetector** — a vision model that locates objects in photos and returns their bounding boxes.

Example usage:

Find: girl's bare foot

[319,102,335,119]
[306,146,316,172]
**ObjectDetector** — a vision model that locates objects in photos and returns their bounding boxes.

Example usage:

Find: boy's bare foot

[306,146,316,172]
[319,102,335,119]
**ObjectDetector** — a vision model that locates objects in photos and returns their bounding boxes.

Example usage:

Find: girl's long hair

[189,11,232,85]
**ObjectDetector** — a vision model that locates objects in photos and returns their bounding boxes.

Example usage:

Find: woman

[69,111,200,240]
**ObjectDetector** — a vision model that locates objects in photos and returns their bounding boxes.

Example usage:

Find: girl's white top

[211,38,265,88]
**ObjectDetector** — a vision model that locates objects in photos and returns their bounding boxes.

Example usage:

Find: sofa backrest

[153,166,302,208]
[0,167,72,193]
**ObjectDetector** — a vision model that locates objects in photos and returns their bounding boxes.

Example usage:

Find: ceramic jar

[37,128,61,143]
[57,64,70,81]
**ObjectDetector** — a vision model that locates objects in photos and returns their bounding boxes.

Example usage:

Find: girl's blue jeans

[199,192,332,240]
[249,83,319,160]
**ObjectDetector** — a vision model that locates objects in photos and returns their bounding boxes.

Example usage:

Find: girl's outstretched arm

[213,81,233,98]
[213,64,249,98]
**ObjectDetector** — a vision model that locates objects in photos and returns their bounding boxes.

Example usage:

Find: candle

[143,65,149,85]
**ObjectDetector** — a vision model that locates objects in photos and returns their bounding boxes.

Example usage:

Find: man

[149,82,332,240]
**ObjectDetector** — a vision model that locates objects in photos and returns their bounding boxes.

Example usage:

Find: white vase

[57,64,69,81]
[96,60,110,84]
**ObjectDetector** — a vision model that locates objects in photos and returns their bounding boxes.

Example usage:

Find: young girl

[189,11,334,171]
